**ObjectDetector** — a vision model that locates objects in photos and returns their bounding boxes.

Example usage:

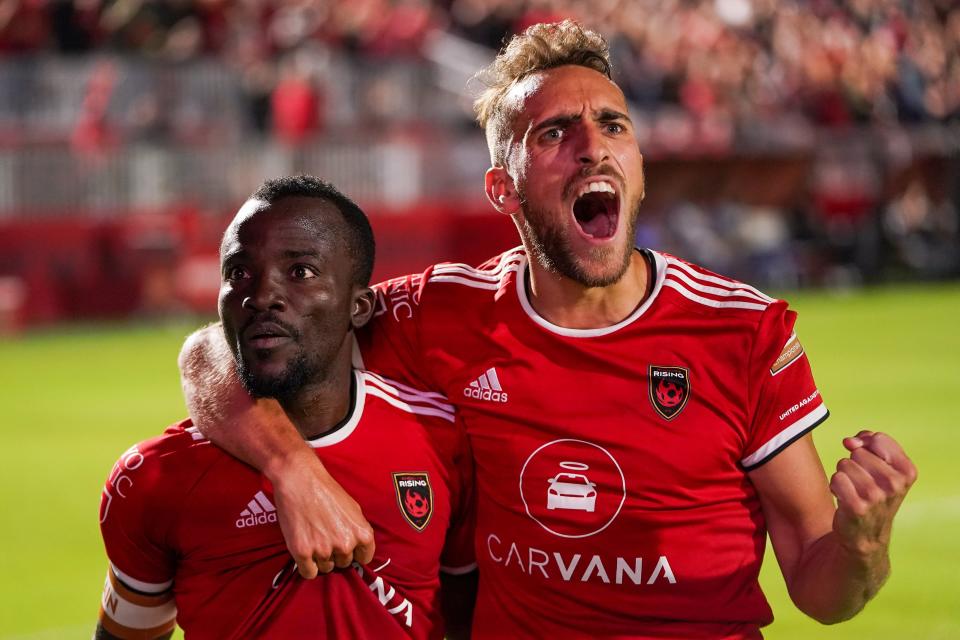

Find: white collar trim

[516,249,666,338]
[306,370,366,448]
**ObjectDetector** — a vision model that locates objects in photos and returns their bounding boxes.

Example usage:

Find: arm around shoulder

[178,323,314,478]
[177,324,377,576]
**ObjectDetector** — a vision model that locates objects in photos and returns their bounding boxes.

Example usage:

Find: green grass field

[1,283,958,639]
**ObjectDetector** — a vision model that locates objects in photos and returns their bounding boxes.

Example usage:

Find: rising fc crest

[648,365,690,420]
[392,472,433,531]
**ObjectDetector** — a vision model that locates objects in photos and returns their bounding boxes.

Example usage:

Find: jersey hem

[440,562,478,575]
[110,563,173,594]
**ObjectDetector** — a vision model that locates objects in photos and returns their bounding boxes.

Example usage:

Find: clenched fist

[830,430,917,558]
[271,448,376,578]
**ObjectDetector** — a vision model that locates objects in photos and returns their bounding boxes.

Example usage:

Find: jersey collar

[516,248,667,338]
[305,370,366,448]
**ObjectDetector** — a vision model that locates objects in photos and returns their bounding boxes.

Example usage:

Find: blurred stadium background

[0,0,958,638]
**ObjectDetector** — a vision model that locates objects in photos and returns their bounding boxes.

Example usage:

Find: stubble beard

[520,199,641,288]
[236,348,318,405]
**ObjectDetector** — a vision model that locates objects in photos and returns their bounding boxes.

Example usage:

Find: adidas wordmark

[464,367,508,403]
[236,491,278,528]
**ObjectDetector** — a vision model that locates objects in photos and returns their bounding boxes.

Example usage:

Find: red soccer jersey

[98,370,474,640]
[356,247,829,639]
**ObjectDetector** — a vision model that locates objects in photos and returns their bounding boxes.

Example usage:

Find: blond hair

[473,20,612,166]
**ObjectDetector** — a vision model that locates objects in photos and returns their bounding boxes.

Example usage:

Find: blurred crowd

[1,0,958,133]
[0,0,436,59]
[452,0,960,127]
[646,186,960,290]
[0,0,957,318]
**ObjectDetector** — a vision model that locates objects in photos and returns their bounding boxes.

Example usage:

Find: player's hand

[830,430,917,558]
[269,448,376,578]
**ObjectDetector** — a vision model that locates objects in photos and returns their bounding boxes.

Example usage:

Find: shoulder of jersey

[657,252,779,316]
[360,370,455,425]
[423,246,525,295]
[108,419,218,488]
[133,417,215,461]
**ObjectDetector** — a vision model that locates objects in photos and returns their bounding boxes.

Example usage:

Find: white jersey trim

[431,258,522,281]
[184,426,207,442]
[432,264,502,280]
[101,577,177,630]
[428,275,501,290]
[665,258,775,303]
[741,403,829,469]
[663,280,769,311]
[363,371,454,413]
[306,370,366,448]
[365,385,456,423]
[427,250,525,289]
[665,264,772,305]
[109,563,173,594]
[516,249,668,338]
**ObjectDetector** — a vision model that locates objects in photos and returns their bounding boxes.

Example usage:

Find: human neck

[279,368,355,441]
[525,250,650,330]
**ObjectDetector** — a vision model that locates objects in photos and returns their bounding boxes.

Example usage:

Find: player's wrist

[836,532,889,568]
[263,446,329,485]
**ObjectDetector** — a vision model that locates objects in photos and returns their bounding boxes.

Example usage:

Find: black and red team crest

[392,472,433,531]
[648,365,690,420]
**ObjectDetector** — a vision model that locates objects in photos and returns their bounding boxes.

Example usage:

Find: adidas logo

[235,491,278,528]
[464,367,508,403]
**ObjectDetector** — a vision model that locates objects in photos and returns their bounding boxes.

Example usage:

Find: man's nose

[577,124,610,165]
[242,276,286,312]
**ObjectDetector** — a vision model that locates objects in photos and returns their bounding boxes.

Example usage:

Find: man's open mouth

[572,181,620,240]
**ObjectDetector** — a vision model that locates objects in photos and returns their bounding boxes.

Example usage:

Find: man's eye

[291,265,317,279]
[606,123,624,134]
[542,128,563,141]
[226,266,248,281]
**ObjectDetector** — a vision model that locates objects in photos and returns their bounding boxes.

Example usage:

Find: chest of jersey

[165,412,455,640]
[176,422,453,580]
[363,253,821,634]
[424,294,773,630]
[439,304,757,512]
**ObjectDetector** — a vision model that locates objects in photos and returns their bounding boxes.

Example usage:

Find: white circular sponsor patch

[519,439,626,539]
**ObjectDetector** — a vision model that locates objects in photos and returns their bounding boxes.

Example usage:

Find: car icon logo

[546,462,597,512]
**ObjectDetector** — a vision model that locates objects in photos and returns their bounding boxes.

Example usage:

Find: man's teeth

[576,182,616,198]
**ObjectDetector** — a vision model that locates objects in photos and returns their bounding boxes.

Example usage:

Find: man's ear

[351,287,376,329]
[485,166,521,215]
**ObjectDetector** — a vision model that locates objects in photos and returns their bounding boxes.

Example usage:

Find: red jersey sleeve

[97,435,181,637]
[741,301,829,470]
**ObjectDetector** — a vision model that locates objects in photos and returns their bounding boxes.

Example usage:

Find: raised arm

[178,324,375,576]
[750,430,916,623]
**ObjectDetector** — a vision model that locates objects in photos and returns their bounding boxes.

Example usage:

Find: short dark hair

[251,175,375,286]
